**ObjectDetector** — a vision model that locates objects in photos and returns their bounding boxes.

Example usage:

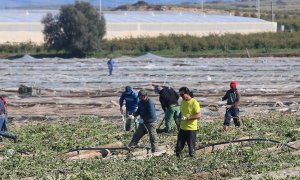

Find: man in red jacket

[0,96,17,143]
[221,81,241,131]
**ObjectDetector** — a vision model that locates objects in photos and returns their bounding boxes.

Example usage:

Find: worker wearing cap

[119,86,139,131]
[128,89,160,153]
[221,81,241,131]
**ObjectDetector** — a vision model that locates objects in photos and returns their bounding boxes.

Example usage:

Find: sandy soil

[0,54,299,122]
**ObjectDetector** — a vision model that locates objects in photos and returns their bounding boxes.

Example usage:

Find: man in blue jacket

[128,89,159,153]
[107,57,115,76]
[119,86,139,131]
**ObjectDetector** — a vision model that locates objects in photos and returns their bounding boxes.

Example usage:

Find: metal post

[99,0,102,20]
[271,1,274,22]
[257,0,260,19]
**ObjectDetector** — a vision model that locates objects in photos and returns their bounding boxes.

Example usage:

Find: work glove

[137,117,144,124]
[176,117,182,123]
[181,116,189,121]
[128,115,135,121]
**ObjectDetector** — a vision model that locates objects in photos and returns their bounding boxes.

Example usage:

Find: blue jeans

[0,115,8,132]
[224,107,240,127]
[108,67,113,75]
[0,115,16,140]
[125,110,139,131]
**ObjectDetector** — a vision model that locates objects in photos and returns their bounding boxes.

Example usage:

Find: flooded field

[1,54,299,121]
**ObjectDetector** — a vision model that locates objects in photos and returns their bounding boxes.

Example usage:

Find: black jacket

[222,88,240,108]
[159,87,179,111]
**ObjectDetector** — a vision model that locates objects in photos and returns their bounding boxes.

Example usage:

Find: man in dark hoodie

[221,81,241,131]
[154,85,180,133]
[128,89,159,153]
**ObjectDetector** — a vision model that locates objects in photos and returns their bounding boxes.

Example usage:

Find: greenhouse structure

[0,10,277,44]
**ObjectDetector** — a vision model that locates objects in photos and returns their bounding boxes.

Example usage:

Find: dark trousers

[108,67,113,75]
[175,129,197,157]
[128,122,158,152]
[224,107,240,127]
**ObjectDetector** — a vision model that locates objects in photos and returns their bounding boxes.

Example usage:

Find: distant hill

[0,0,233,9]
[113,1,231,13]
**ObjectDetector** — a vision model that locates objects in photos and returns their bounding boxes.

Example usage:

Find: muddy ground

[1,54,299,122]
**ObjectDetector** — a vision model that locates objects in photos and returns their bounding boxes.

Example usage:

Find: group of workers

[0,77,240,157]
[119,81,240,157]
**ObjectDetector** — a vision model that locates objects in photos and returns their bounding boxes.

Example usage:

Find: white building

[0,10,277,44]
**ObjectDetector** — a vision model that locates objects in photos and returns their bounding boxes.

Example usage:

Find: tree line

[105,32,300,53]
[1,32,300,57]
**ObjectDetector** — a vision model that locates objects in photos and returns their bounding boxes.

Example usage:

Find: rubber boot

[223,125,229,132]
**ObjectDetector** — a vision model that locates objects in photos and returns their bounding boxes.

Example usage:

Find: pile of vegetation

[0,113,299,179]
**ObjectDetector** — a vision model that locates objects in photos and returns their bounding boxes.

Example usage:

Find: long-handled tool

[157,117,165,130]
[121,112,126,131]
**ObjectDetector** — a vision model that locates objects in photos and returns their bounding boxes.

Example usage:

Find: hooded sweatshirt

[119,89,139,112]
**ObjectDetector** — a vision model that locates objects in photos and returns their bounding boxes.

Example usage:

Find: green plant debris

[0,113,299,179]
